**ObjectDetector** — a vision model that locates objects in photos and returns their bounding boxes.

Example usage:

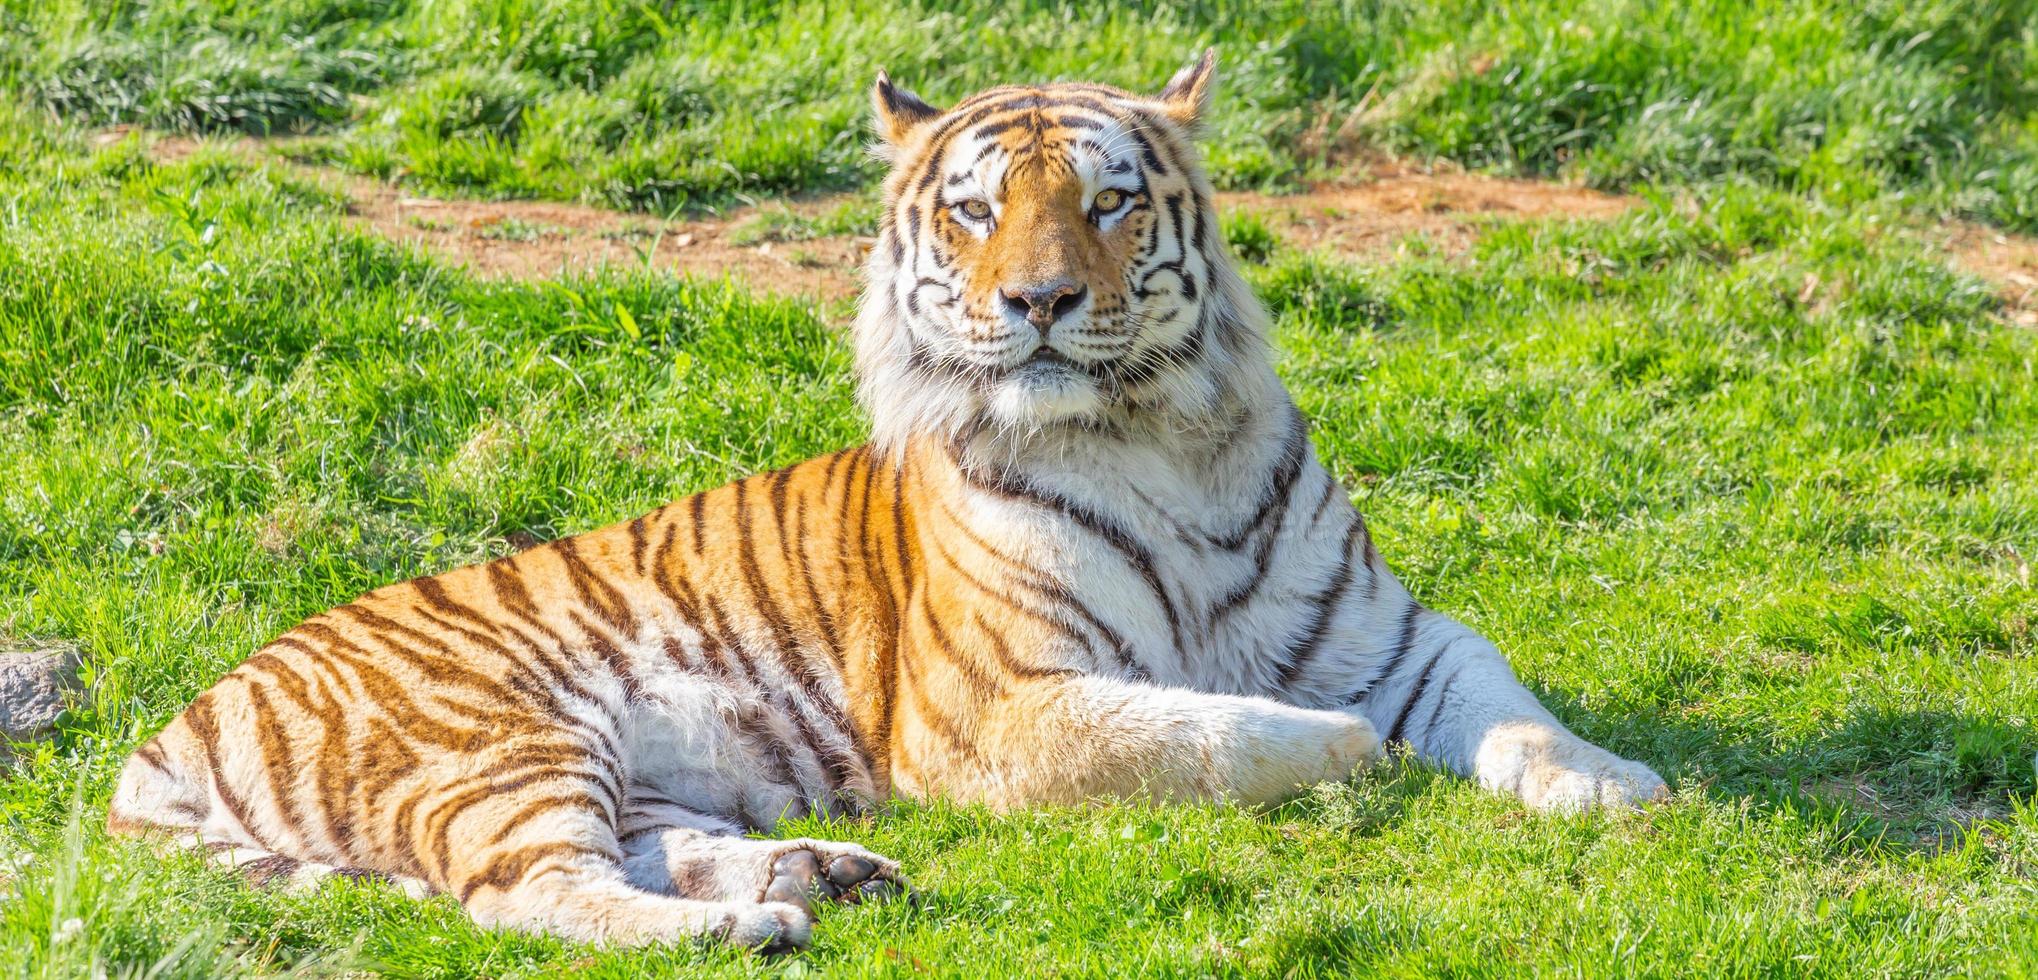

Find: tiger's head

[855,51,1273,456]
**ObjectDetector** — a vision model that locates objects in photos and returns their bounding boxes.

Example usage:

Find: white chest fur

[947,398,1368,699]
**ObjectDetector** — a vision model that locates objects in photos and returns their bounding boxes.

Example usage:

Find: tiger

[108,51,1668,952]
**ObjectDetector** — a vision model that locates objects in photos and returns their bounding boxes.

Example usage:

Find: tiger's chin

[984,360,1108,432]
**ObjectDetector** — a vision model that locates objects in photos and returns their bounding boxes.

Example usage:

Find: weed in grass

[474,217,564,242]
[1222,210,1282,263]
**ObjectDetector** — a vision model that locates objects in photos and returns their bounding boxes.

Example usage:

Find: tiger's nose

[1001,280,1087,331]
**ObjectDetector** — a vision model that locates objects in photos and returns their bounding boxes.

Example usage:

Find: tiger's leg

[616,798,904,914]
[916,674,1383,809]
[114,716,809,949]
[1346,606,1668,812]
[204,843,435,898]
[443,799,813,950]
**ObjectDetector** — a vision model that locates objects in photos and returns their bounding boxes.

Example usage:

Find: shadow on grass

[1548,688,2035,848]
[1232,695,2037,973]
[1259,687,2033,851]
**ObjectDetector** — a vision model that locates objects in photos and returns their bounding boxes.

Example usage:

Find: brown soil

[1802,775,2010,852]
[1220,164,1635,260]
[135,132,1636,307]
[140,132,870,303]
[358,189,873,304]
[1944,222,2038,327]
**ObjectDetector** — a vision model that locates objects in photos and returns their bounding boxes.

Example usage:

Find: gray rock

[0,646,81,743]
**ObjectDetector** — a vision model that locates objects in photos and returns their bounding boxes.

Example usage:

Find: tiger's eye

[1093,189,1125,212]
[959,199,992,221]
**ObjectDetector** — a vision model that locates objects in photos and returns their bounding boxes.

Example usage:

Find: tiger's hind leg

[205,842,435,899]
[440,797,816,951]
[616,797,906,917]
[114,717,798,950]
[108,721,433,898]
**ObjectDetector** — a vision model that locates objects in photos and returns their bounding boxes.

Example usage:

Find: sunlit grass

[2,5,2037,974]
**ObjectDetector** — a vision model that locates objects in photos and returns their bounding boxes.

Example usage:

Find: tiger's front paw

[760,840,908,915]
[1522,753,1667,813]
[1476,723,1668,813]
[1325,709,1387,780]
[720,901,815,954]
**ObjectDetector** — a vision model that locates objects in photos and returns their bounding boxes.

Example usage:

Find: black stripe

[1341,601,1426,705]
[1383,644,1450,746]
[954,453,1183,657]
[1210,410,1308,551]
[916,600,1004,699]
[971,115,1033,140]
[628,516,650,576]
[1127,125,1167,175]
[1380,603,1426,675]
[1273,519,1368,688]
[790,476,845,667]
[932,505,1132,671]
[1421,672,1461,746]
[1207,527,1279,625]
[239,854,303,886]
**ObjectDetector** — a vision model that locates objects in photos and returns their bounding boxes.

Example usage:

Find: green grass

[728,196,882,247]
[3,3,2038,976]
[473,216,566,242]
[4,0,2035,226]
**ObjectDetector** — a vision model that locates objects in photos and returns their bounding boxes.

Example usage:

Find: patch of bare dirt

[1945,222,2038,327]
[140,132,867,302]
[366,190,871,303]
[134,132,1639,305]
[1222,164,1636,261]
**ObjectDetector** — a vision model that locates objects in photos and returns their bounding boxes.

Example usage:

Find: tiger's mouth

[993,350,1120,414]
[998,344,1110,382]
[985,355,1108,427]
[1021,348,1078,369]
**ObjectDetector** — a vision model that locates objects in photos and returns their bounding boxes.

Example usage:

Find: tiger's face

[857,52,1263,450]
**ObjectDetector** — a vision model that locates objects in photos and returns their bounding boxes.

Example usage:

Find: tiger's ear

[1157,48,1217,129]
[872,70,942,146]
